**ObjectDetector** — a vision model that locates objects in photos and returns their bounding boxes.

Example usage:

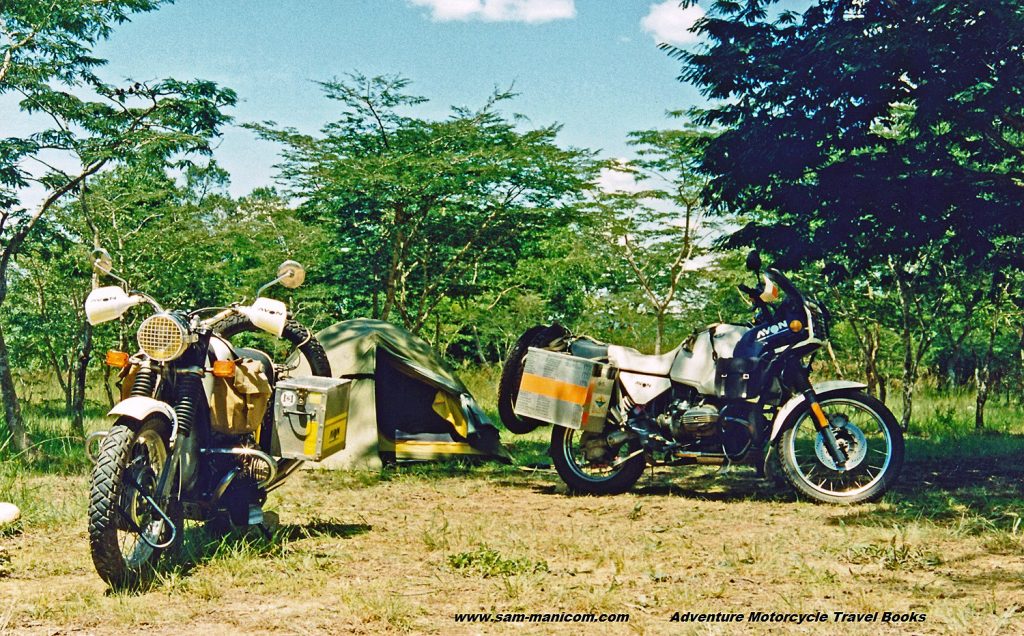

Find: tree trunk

[975,306,1000,430]
[472,325,487,364]
[71,322,93,438]
[0,322,29,454]
[654,311,665,355]
[102,363,115,408]
[894,271,918,430]
[65,367,73,414]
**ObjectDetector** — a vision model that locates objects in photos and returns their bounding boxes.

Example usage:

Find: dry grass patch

[0,435,1022,634]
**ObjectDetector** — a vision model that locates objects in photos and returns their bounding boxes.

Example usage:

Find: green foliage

[582,126,739,352]
[249,73,601,340]
[447,545,549,578]
[2,159,330,401]
[679,0,1024,268]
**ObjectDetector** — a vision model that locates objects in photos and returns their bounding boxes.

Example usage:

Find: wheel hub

[580,432,612,464]
[814,414,868,471]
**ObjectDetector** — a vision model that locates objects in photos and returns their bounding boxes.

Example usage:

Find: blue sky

[88,0,712,196]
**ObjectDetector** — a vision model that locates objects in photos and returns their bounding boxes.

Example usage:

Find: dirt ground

[1,445,1022,636]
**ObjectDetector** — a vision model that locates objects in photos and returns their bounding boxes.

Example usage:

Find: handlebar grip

[738,284,759,297]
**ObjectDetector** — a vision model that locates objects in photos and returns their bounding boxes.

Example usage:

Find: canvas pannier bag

[210,358,273,434]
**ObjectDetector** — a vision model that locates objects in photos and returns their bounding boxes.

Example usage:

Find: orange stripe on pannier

[520,372,589,405]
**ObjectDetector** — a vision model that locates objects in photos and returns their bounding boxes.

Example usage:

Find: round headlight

[137,314,190,362]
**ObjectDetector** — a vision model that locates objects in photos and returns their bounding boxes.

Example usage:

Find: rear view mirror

[256,260,307,297]
[277,260,306,289]
[92,248,114,275]
[745,250,762,273]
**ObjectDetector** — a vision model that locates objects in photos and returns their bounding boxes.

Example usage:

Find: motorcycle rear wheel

[550,425,645,495]
[776,390,903,504]
[497,324,570,434]
[88,417,182,588]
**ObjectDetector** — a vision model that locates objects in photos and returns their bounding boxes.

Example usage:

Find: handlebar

[738,283,760,298]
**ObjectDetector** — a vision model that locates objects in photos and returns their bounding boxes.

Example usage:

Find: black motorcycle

[84,250,339,586]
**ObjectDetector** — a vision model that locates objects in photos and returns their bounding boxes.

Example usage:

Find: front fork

[789,362,848,468]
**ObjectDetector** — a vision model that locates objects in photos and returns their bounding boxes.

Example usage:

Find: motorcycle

[498,251,904,504]
[83,249,340,586]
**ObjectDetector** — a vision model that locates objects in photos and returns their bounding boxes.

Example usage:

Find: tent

[291,318,511,469]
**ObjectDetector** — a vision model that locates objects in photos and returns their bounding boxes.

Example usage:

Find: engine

[658,401,719,440]
[656,400,754,458]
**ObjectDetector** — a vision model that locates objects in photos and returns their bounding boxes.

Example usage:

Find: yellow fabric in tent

[431,390,468,438]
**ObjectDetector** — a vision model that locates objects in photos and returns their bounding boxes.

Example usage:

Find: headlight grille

[137,314,189,361]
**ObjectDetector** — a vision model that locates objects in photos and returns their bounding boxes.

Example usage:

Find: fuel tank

[669,324,747,394]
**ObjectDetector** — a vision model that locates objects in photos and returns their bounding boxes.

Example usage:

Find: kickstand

[717,445,733,475]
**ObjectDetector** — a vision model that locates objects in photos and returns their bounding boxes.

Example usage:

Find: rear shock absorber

[173,372,204,438]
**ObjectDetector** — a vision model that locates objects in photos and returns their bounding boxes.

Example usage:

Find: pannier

[514,347,616,432]
[271,376,350,461]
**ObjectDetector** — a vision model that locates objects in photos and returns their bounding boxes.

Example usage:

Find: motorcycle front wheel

[776,390,904,504]
[550,425,645,495]
[88,417,182,587]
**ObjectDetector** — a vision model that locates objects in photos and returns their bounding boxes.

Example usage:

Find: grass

[447,546,549,578]
[0,372,1022,634]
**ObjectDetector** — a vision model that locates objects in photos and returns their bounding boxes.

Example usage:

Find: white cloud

[596,162,643,194]
[409,0,575,23]
[641,1,705,45]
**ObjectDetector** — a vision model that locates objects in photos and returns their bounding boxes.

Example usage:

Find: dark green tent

[291,319,510,469]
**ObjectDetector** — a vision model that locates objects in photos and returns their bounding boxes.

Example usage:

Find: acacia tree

[590,127,717,354]
[2,162,320,435]
[1,0,236,450]
[675,0,1024,429]
[250,74,599,337]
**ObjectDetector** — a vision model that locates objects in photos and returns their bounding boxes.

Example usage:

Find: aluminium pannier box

[272,376,350,461]
[514,347,616,432]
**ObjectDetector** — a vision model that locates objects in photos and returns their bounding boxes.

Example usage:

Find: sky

[81,0,713,197]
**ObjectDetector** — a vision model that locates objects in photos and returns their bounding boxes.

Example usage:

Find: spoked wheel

[88,417,182,587]
[776,390,904,504]
[550,425,645,495]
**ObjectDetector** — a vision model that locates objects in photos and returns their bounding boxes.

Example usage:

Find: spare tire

[497,324,571,434]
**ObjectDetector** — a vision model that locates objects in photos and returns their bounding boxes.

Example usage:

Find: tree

[589,127,718,353]
[0,1,235,450]
[250,74,600,338]
[3,161,323,433]
[674,0,1024,429]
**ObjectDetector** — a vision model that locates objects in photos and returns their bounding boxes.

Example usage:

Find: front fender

[108,396,179,441]
[768,380,868,443]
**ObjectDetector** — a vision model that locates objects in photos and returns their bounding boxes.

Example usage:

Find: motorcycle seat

[607,344,679,376]
[569,338,609,360]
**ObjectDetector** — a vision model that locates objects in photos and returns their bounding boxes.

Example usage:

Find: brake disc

[814,414,868,471]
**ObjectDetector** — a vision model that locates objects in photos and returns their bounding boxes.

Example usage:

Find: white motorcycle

[499,252,903,504]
